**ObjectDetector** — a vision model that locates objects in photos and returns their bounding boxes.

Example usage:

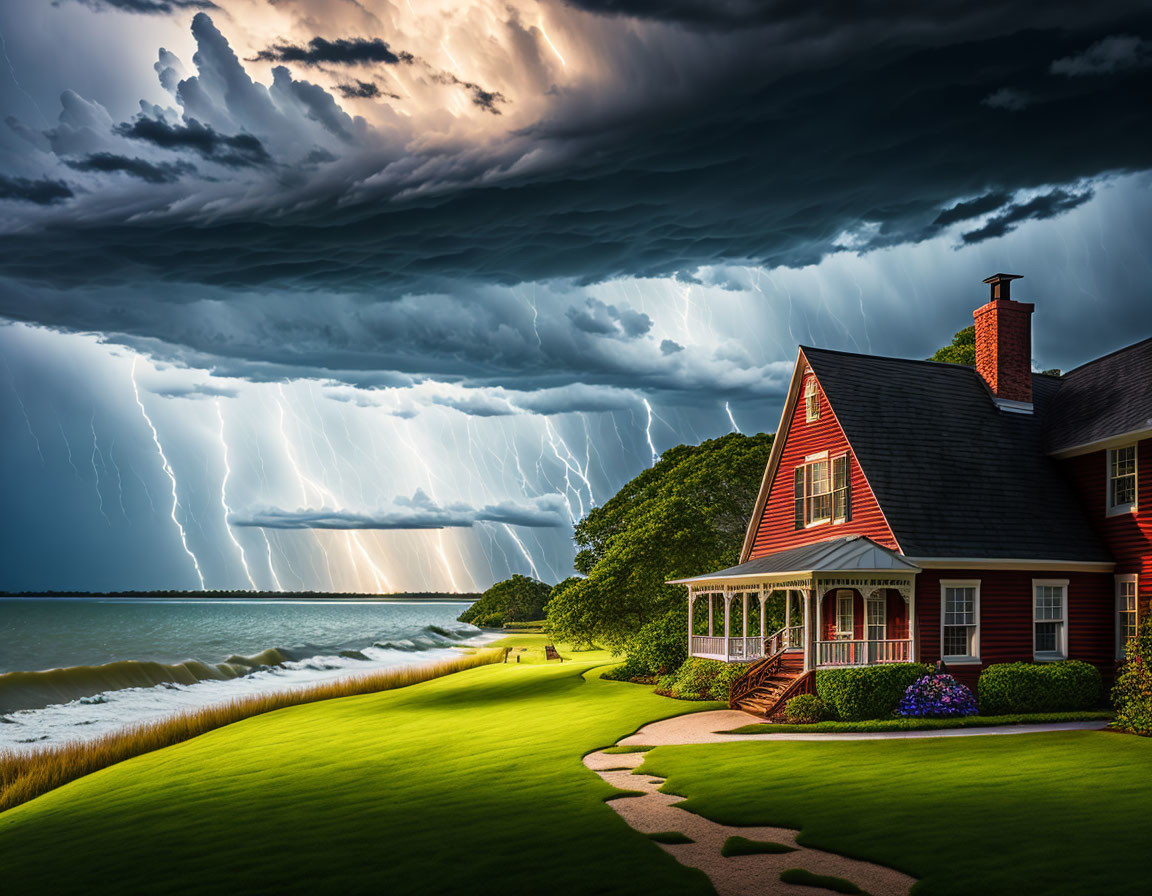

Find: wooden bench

[544,644,563,662]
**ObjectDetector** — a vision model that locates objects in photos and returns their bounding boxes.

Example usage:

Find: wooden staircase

[729,648,813,719]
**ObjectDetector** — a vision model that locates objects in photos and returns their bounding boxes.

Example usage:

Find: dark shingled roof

[1045,337,1152,453]
[801,346,1112,562]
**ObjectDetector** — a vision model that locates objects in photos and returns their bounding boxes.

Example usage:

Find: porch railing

[690,635,767,661]
[816,639,913,667]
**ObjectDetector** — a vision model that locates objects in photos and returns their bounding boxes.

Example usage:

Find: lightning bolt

[538,21,566,68]
[106,437,129,521]
[89,413,111,525]
[261,530,285,592]
[215,400,257,590]
[725,401,742,434]
[3,356,44,467]
[131,357,206,590]
[55,412,80,480]
[642,398,659,466]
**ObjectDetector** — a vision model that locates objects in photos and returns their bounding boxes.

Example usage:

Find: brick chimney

[973,273,1034,406]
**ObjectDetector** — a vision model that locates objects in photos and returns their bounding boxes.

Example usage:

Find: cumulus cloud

[1051,35,1152,76]
[566,299,653,339]
[230,490,569,529]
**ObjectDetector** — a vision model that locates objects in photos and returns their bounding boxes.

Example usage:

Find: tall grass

[0,648,502,814]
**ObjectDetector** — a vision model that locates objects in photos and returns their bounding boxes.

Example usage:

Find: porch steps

[729,653,812,719]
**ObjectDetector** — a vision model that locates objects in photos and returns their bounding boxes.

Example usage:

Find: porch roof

[668,535,920,588]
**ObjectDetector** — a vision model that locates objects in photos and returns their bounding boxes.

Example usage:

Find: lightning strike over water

[261,529,285,592]
[215,400,258,590]
[88,414,110,525]
[130,357,207,590]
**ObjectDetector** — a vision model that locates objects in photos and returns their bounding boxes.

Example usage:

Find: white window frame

[1116,574,1138,661]
[835,590,855,640]
[1033,579,1069,661]
[804,376,820,422]
[940,580,981,664]
[866,595,887,642]
[1106,444,1138,516]
[795,450,850,529]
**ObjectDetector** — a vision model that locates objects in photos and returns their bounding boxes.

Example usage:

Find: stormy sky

[1,0,1150,591]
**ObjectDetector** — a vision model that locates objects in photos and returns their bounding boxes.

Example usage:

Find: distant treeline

[1,590,480,601]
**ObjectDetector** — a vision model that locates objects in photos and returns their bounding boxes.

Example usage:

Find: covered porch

[669,536,921,672]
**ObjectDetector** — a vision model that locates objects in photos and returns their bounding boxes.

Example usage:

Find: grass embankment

[0,639,719,896]
[724,710,1114,735]
[0,648,504,814]
[641,730,1152,896]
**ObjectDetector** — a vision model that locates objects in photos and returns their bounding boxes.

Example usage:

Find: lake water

[0,597,488,749]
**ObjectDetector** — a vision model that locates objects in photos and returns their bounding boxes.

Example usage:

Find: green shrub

[815,663,930,721]
[1112,620,1152,736]
[628,605,689,677]
[979,661,1102,715]
[458,575,552,628]
[600,655,651,683]
[655,657,743,701]
[784,693,826,724]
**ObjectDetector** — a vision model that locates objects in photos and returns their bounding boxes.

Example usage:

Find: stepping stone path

[583,747,915,896]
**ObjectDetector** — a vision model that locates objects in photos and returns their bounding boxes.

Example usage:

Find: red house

[671,274,1152,716]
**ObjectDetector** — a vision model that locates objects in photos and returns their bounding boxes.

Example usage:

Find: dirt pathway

[584,746,915,895]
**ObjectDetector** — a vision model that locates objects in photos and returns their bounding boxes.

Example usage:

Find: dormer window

[804,377,820,422]
[1107,445,1137,515]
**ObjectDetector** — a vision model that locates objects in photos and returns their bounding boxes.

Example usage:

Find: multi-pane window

[942,583,979,661]
[793,454,851,528]
[836,591,855,639]
[805,377,820,422]
[866,597,887,641]
[1117,576,1138,659]
[1108,445,1137,514]
[1034,581,1067,660]
[832,454,850,521]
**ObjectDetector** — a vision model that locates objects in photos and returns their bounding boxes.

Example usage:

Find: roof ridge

[801,344,978,372]
[1061,334,1152,378]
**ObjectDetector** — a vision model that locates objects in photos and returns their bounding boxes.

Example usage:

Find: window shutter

[793,466,805,529]
[833,454,851,521]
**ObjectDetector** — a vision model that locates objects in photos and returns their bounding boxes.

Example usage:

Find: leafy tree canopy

[546,431,773,669]
[458,574,552,628]
[928,325,976,365]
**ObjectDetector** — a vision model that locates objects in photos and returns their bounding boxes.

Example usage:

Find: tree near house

[546,431,773,674]
[458,574,553,628]
[929,326,977,364]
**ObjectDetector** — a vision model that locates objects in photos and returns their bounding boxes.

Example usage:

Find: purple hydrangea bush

[896,673,979,718]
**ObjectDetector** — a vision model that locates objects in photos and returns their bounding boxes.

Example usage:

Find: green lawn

[640,730,1152,896]
[0,641,719,895]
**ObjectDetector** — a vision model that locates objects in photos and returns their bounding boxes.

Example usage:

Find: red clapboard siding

[1061,438,1152,614]
[915,569,1115,682]
[749,366,896,559]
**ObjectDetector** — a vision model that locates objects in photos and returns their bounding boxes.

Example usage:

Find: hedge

[978,660,1102,715]
[815,664,930,721]
[784,693,826,724]
[656,658,743,701]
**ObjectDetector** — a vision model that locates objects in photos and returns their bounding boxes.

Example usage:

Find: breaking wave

[0,624,479,715]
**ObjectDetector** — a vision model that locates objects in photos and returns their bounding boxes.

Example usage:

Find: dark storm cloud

[66,0,215,14]
[430,73,507,114]
[960,188,1095,243]
[230,491,569,530]
[251,37,414,67]
[113,116,272,168]
[148,382,239,399]
[566,299,653,338]
[65,153,196,184]
[0,175,73,205]
[1051,35,1152,75]
[336,80,395,100]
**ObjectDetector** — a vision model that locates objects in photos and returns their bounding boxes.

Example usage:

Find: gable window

[836,590,855,640]
[1107,445,1138,515]
[793,453,851,529]
[804,377,820,422]
[1117,575,1138,660]
[1034,580,1068,660]
[941,581,980,663]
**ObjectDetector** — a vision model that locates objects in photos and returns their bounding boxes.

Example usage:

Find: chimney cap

[982,272,1023,301]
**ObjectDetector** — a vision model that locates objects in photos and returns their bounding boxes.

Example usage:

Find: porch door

[866,595,887,641]
[835,590,855,639]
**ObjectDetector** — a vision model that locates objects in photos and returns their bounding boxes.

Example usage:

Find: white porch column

[785,591,793,643]
[723,594,732,660]
[803,589,814,672]
[742,592,749,640]
[708,594,714,637]
[908,586,917,662]
[759,591,767,639]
